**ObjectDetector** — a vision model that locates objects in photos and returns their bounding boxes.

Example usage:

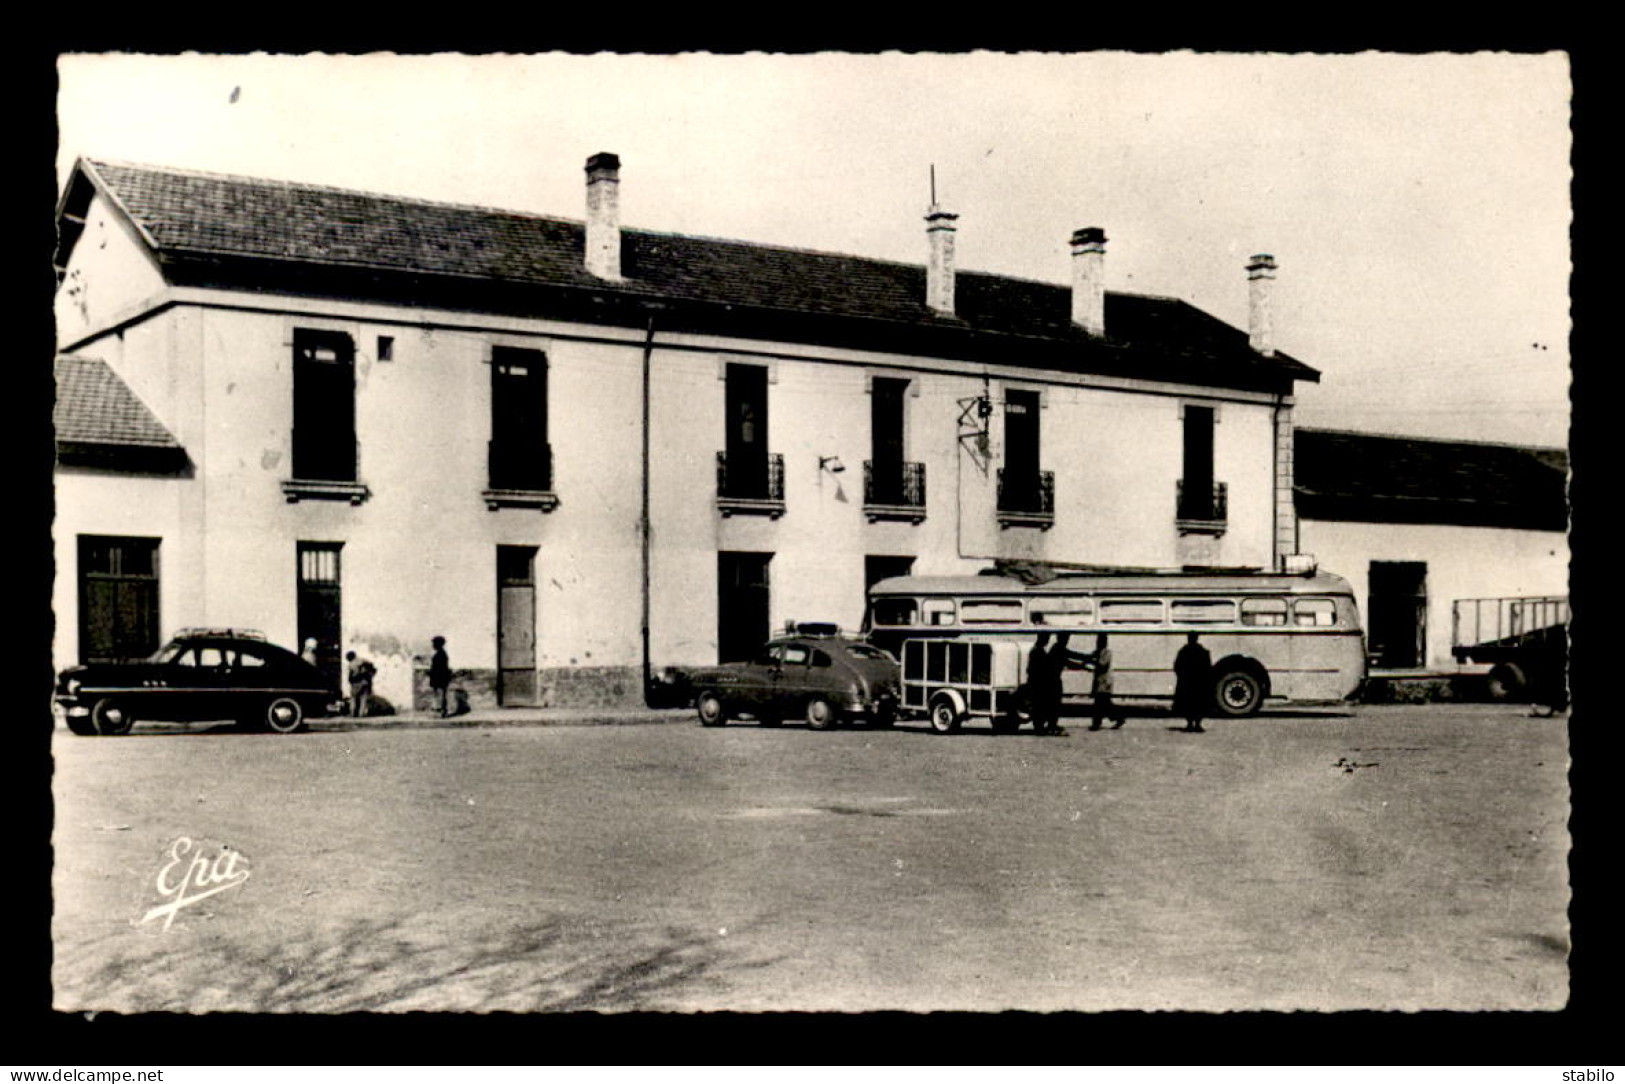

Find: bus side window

[961,599,1024,625]
[1293,598,1337,627]
[1240,598,1288,627]
[1031,598,1093,626]
[873,598,918,627]
[1101,599,1165,625]
[922,599,956,627]
[1170,599,1237,625]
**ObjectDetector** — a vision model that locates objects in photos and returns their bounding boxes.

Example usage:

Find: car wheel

[805,696,840,730]
[928,694,962,734]
[1212,668,1265,717]
[696,691,727,727]
[265,697,306,734]
[65,716,97,736]
[90,697,134,736]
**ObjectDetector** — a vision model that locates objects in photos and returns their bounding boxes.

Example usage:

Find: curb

[307,707,695,732]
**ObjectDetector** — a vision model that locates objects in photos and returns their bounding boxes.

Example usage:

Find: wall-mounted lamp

[819,456,846,474]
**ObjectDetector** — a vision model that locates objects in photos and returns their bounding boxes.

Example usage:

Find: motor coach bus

[866,569,1366,716]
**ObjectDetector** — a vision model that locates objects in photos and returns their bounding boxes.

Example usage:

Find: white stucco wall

[56,268,1293,704]
[55,192,168,348]
[1297,517,1569,669]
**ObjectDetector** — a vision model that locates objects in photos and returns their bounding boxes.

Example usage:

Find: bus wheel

[1212,668,1265,717]
[928,694,962,734]
[991,713,1021,734]
[1486,663,1527,702]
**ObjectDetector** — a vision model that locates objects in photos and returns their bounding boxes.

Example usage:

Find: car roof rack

[782,621,843,638]
[172,627,267,641]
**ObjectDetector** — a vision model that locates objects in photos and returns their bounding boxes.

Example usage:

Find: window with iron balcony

[282,328,370,504]
[863,460,926,523]
[1176,479,1229,533]
[483,346,559,511]
[996,468,1055,529]
[716,451,786,518]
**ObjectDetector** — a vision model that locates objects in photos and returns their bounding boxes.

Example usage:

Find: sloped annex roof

[1294,428,1568,532]
[57,158,1317,395]
[54,355,188,473]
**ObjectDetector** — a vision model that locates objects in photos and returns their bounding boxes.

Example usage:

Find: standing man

[1085,632,1127,730]
[1173,632,1213,733]
[1025,632,1059,734]
[429,636,453,718]
[345,650,375,719]
[300,637,319,668]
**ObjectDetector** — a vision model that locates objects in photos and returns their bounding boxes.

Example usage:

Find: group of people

[1024,630,1213,735]
[301,636,457,718]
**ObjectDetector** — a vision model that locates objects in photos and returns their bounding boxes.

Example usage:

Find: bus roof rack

[987,559,1270,585]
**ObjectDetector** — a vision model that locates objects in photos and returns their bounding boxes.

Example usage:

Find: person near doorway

[300,638,319,668]
[345,650,375,718]
[1173,632,1213,733]
[1084,633,1126,730]
[429,636,453,718]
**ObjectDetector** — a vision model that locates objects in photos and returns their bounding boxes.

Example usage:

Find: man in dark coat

[1026,632,1060,734]
[1173,632,1213,732]
[429,636,453,718]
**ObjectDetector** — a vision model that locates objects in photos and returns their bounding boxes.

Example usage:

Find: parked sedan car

[55,629,340,735]
[689,634,900,729]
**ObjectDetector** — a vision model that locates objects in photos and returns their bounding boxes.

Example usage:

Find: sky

[55,51,1573,448]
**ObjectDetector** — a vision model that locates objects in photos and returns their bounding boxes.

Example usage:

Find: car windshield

[152,641,192,664]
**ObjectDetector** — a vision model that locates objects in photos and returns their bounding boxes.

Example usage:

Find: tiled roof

[54,356,187,472]
[65,159,1317,392]
[1295,428,1567,532]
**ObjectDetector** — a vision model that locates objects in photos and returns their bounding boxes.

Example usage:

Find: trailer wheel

[1487,663,1528,702]
[928,693,963,734]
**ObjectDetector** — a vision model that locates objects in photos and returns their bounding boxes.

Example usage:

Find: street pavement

[49,703,1569,1013]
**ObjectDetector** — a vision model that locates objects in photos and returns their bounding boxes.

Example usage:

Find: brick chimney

[1070,227,1108,337]
[585,152,622,280]
[1247,253,1277,356]
[925,203,959,316]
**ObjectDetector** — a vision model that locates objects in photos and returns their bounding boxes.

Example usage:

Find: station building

[53,153,1319,710]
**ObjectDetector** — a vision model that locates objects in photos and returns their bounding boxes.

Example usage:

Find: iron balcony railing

[488,440,554,493]
[716,451,785,503]
[864,460,926,509]
[1176,479,1228,524]
[996,469,1054,517]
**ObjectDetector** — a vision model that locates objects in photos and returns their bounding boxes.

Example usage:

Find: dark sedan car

[55,629,340,735]
[689,634,900,729]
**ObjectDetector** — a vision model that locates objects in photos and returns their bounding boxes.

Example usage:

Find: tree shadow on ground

[59,913,782,1014]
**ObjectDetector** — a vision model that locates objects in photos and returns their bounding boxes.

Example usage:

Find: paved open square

[51,704,1568,1013]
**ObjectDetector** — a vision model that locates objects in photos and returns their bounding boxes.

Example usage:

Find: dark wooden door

[718,551,772,663]
[1369,561,1428,669]
[1003,389,1040,508]
[296,543,344,689]
[78,535,160,663]
[291,329,356,482]
[870,377,908,504]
